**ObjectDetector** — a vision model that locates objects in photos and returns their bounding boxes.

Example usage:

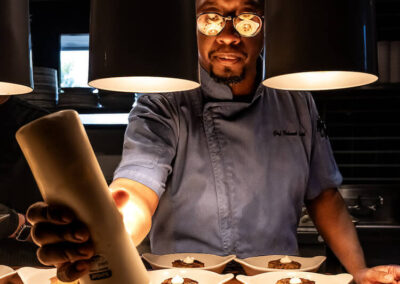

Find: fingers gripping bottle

[16,110,150,284]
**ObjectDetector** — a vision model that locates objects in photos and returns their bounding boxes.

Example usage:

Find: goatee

[210,67,245,85]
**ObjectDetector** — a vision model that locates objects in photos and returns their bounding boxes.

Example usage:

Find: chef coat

[114,68,342,258]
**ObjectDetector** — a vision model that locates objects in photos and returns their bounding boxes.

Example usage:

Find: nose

[216,21,241,45]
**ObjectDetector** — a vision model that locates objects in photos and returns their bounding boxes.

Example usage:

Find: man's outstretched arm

[306,188,399,284]
[109,178,159,245]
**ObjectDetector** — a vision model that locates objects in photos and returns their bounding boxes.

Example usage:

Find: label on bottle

[88,254,112,280]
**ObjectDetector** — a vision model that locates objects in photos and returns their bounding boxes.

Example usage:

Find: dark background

[29,0,400,72]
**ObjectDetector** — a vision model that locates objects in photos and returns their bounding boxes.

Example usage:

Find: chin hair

[210,67,246,85]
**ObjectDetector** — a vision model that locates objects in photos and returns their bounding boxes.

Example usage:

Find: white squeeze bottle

[16,110,149,284]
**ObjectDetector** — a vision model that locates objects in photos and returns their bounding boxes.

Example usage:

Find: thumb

[368,269,395,283]
[111,189,130,209]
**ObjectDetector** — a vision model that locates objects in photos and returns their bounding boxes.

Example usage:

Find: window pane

[60,34,90,88]
[60,50,89,88]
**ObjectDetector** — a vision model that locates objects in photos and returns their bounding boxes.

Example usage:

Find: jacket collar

[200,67,234,100]
[199,64,265,102]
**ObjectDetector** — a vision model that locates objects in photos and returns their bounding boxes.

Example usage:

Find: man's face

[196,0,264,84]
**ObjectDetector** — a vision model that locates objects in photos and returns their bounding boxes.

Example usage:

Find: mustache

[208,47,248,58]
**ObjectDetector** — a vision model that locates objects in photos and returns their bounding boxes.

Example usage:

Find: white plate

[0,267,233,284]
[148,268,234,283]
[236,271,353,284]
[234,255,326,275]
[0,265,15,277]
[143,253,236,273]
[17,267,57,284]
[0,267,57,284]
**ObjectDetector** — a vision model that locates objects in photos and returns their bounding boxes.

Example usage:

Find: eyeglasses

[197,12,263,37]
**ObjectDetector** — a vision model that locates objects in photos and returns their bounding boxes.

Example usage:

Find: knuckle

[78,242,95,259]
[31,224,45,245]
[57,264,80,282]
[36,248,48,265]
[47,206,63,222]
[31,223,59,244]
[70,222,91,242]
[63,249,76,262]
[26,202,48,224]
[48,205,75,224]
[63,230,77,243]
[64,246,87,262]
[36,246,61,265]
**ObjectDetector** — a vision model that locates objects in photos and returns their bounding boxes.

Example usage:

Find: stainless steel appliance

[297,185,400,272]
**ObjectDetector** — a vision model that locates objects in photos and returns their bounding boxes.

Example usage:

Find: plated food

[234,255,326,275]
[236,271,353,284]
[0,267,233,284]
[172,257,205,268]
[268,256,301,269]
[148,268,234,284]
[161,275,198,284]
[142,253,236,273]
[276,277,315,284]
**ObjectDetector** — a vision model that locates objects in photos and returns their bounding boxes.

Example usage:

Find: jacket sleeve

[113,93,179,198]
[305,93,343,200]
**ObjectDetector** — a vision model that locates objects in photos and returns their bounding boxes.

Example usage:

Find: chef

[26,0,400,283]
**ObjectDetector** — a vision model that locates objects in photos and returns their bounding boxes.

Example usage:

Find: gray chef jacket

[113,68,342,258]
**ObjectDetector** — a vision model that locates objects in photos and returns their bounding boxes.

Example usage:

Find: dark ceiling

[28,0,400,41]
[375,0,400,40]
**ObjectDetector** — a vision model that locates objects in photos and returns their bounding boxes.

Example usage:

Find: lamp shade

[0,0,33,95]
[88,0,200,93]
[263,0,378,91]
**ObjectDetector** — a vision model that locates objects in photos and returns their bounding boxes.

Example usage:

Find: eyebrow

[197,0,263,12]
[197,1,219,12]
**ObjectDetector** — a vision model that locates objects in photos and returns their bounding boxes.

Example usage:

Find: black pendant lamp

[263,0,378,91]
[88,0,200,93]
[0,0,33,95]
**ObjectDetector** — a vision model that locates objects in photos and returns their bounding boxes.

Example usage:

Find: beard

[209,66,246,85]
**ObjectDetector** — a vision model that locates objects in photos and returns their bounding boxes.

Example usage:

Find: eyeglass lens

[197,13,262,37]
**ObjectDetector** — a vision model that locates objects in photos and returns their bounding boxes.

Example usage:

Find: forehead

[196,0,263,12]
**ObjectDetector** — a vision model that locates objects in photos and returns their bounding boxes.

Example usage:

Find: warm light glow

[263,71,378,91]
[79,113,129,125]
[89,76,200,93]
[120,200,147,236]
[0,81,33,95]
